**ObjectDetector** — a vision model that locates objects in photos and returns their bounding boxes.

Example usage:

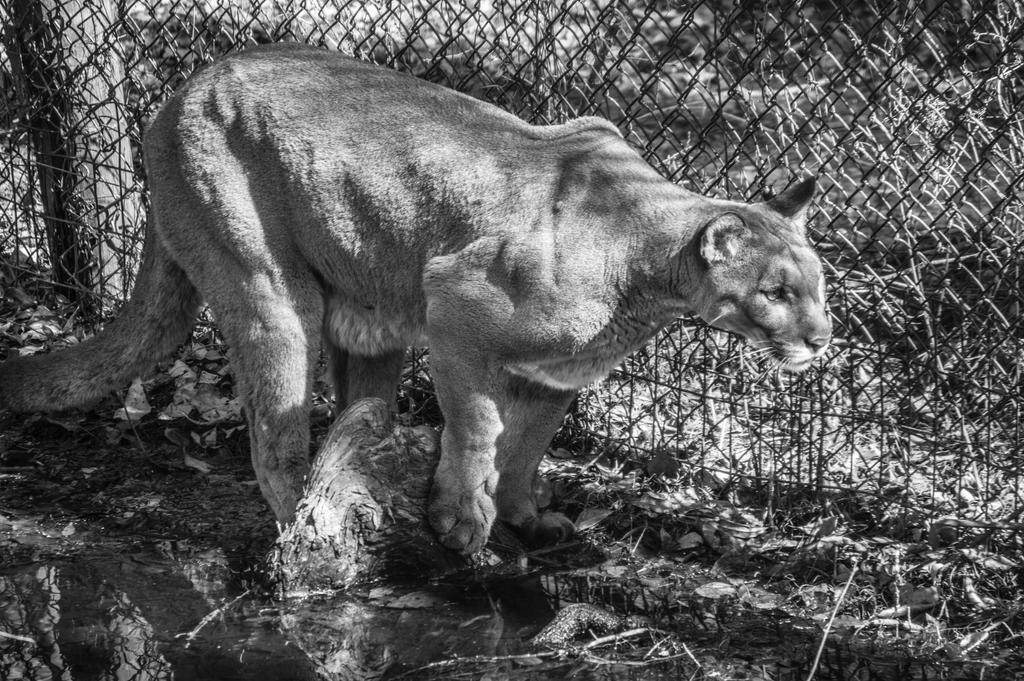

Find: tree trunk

[271,398,491,596]
[4,0,141,309]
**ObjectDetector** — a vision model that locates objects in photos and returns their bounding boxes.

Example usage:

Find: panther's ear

[700,213,748,265]
[767,176,815,225]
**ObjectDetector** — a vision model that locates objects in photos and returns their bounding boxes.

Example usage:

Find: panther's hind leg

[325,341,350,408]
[336,348,406,412]
[323,298,407,413]
[210,275,324,525]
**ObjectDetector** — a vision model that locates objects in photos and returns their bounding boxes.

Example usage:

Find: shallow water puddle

[0,512,1012,680]
[0,534,692,680]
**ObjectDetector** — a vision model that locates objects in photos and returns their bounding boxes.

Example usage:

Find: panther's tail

[0,224,202,412]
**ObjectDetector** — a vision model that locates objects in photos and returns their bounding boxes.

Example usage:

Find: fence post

[5,0,141,311]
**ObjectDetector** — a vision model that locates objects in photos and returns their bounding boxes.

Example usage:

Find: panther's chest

[507,307,675,391]
[506,356,626,391]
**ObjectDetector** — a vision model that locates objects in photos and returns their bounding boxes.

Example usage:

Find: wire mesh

[1,0,1021,518]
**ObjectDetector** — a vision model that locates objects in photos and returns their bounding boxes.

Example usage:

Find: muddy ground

[1,402,1019,681]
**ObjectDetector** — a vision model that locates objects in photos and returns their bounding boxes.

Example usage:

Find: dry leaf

[678,531,704,549]
[695,581,737,599]
[183,453,212,473]
[113,378,152,421]
[575,507,613,531]
[164,427,189,448]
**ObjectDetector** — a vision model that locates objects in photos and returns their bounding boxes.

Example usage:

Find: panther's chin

[779,356,814,374]
[773,347,819,374]
[739,334,821,374]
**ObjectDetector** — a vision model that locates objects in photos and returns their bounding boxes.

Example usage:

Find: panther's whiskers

[755,359,781,383]
[704,310,727,328]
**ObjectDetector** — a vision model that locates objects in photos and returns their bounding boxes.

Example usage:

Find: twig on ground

[175,589,251,647]
[805,561,858,681]
[403,626,678,677]
[583,650,692,667]
[399,651,558,677]
[579,626,650,651]
[0,630,37,644]
[680,640,701,669]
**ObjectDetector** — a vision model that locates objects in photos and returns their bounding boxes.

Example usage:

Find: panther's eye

[762,286,787,302]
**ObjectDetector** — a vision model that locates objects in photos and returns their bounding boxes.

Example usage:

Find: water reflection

[0,566,71,681]
[103,589,173,681]
[281,579,551,680]
[1,565,180,681]
[0,549,1011,680]
[0,548,311,681]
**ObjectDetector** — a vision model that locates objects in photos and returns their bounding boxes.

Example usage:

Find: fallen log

[270,398,493,595]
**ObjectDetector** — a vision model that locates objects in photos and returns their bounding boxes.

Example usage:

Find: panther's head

[691,178,831,373]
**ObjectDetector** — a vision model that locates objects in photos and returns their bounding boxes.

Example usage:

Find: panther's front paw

[428,485,497,554]
[521,511,576,547]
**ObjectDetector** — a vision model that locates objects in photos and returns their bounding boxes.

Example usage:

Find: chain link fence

[2,0,1022,520]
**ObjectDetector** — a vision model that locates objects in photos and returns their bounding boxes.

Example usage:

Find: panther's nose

[805,335,830,354]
